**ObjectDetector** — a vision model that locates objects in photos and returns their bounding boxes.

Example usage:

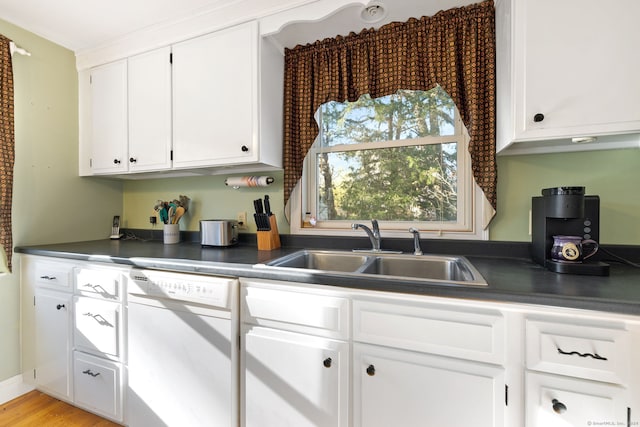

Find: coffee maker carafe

[531,186,609,276]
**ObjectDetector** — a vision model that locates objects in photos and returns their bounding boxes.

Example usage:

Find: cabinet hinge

[89,158,93,168]
[33,369,36,380]
[237,334,241,351]
[505,384,508,406]
[89,75,92,85]
[33,296,36,306]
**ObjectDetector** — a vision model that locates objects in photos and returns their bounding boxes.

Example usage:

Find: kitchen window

[291,86,486,239]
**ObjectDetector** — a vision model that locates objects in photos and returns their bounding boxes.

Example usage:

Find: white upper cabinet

[89,60,128,174]
[172,22,257,168]
[496,0,640,154]
[128,46,173,172]
[79,20,283,177]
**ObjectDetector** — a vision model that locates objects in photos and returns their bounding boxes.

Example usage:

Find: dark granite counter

[15,236,640,316]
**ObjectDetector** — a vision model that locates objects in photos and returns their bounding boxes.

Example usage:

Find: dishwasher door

[127,296,237,427]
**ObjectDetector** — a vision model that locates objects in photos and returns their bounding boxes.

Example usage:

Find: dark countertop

[15,236,640,316]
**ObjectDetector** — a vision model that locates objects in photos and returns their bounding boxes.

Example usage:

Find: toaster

[200,220,238,246]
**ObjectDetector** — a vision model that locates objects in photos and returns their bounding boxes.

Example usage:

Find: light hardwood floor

[0,390,121,426]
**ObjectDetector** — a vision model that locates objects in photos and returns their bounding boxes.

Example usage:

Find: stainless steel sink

[264,250,372,273]
[357,254,486,285]
[257,250,487,286]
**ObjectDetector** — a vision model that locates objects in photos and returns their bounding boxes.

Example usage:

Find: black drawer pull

[83,312,114,327]
[40,275,56,280]
[82,369,100,377]
[557,347,607,361]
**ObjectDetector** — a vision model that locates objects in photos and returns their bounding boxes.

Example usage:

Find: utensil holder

[257,215,280,250]
[163,224,180,244]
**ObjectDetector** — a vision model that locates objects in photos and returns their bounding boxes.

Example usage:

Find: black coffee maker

[531,186,609,276]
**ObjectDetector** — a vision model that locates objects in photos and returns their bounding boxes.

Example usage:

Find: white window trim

[288,124,490,241]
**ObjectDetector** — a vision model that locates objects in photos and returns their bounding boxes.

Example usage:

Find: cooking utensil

[174,206,185,224]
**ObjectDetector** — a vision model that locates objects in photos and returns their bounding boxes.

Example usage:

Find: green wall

[0,20,123,384]
[122,171,287,234]
[491,148,640,244]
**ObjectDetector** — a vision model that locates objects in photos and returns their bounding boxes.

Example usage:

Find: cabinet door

[89,60,128,174]
[243,326,349,427]
[525,372,630,427]
[172,21,258,168]
[35,288,73,400]
[128,47,172,172]
[515,0,640,141]
[353,343,505,427]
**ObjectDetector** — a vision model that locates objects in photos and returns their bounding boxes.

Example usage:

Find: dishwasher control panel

[129,269,236,308]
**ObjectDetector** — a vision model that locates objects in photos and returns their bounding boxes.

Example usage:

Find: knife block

[257,215,281,250]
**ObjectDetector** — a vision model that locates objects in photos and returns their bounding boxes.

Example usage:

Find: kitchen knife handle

[264,195,271,215]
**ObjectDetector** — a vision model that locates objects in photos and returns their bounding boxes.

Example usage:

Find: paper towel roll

[225,176,275,188]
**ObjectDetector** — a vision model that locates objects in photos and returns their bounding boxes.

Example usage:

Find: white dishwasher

[127,269,239,427]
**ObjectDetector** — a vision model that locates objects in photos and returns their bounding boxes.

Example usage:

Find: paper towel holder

[225,176,275,189]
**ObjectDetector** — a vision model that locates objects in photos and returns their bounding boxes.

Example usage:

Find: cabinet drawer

[75,267,123,300]
[74,296,123,359]
[243,285,349,339]
[34,261,74,290]
[525,372,629,427]
[526,318,630,384]
[353,299,505,364]
[73,351,123,422]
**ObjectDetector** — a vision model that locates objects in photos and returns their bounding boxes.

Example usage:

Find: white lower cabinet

[34,287,73,401]
[353,343,505,427]
[524,313,638,427]
[72,264,126,423]
[73,351,123,421]
[244,326,349,427]
[241,278,640,426]
[241,279,350,427]
[525,372,630,427]
[352,297,507,427]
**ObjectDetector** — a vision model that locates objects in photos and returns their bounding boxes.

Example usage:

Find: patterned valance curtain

[282,0,497,215]
[0,35,15,272]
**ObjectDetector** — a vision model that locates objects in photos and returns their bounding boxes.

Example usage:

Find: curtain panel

[0,35,15,271]
[282,0,497,216]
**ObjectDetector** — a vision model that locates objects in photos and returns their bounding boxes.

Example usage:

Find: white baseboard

[0,374,35,405]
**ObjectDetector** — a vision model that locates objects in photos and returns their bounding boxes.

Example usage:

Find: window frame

[288,94,489,241]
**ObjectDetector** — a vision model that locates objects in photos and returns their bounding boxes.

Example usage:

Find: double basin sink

[257,250,487,287]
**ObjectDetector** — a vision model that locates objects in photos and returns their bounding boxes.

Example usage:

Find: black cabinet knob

[56,304,65,310]
[129,157,137,163]
[241,145,249,152]
[533,113,545,122]
[323,358,332,368]
[113,159,121,164]
[366,365,376,376]
[552,399,567,414]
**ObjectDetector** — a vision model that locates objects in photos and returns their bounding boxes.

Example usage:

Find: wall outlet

[237,211,247,229]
